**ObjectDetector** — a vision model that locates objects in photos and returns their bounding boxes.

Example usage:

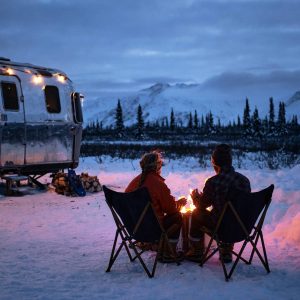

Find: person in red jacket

[125,150,186,262]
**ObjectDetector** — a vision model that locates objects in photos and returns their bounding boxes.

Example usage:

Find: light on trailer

[55,73,66,83]
[6,68,14,75]
[32,75,43,85]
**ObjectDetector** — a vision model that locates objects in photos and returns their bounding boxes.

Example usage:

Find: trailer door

[0,77,25,168]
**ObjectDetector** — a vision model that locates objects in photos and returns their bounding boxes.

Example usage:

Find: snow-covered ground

[0,156,299,300]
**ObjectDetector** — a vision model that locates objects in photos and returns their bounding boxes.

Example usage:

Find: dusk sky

[1,0,300,96]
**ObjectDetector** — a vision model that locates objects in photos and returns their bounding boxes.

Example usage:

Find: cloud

[0,0,299,94]
[125,48,199,58]
[125,49,161,57]
[202,70,300,91]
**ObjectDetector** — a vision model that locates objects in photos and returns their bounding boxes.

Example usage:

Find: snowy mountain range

[83,79,300,127]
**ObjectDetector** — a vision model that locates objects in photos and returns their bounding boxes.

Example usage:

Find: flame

[179,190,196,214]
[206,205,213,212]
[180,206,187,213]
[179,188,213,214]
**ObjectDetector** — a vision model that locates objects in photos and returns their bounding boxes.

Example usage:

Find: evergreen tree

[188,112,193,129]
[95,119,101,134]
[262,116,268,135]
[115,99,124,134]
[194,110,199,129]
[165,117,169,128]
[201,115,205,128]
[252,106,261,137]
[243,98,251,135]
[170,108,175,131]
[268,97,275,134]
[291,115,298,128]
[91,120,96,134]
[216,117,221,134]
[277,101,287,134]
[281,102,286,125]
[136,104,144,136]
[237,115,241,127]
[290,115,299,134]
[206,111,214,133]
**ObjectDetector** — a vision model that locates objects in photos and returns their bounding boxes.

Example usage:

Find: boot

[185,240,205,262]
[219,243,233,264]
[158,241,183,263]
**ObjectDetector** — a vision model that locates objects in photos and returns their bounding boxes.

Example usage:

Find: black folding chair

[200,184,274,281]
[103,185,180,278]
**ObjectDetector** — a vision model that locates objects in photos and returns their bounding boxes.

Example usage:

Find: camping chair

[103,185,180,278]
[200,184,274,281]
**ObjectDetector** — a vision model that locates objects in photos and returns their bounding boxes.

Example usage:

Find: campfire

[178,189,213,213]
[179,189,196,214]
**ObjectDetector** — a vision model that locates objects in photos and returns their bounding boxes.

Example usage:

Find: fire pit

[178,189,196,253]
[178,189,214,253]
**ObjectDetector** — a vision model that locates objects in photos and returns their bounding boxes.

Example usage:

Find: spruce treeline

[83,98,299,140]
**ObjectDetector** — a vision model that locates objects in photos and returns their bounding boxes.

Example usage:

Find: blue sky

[1,0,300,95]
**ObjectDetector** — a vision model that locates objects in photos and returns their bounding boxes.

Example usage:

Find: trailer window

[1,82,19,110]
[44,85,61,113]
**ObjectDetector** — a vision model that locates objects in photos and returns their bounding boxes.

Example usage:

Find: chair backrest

[218,184,274,243]
[103,185,162,242]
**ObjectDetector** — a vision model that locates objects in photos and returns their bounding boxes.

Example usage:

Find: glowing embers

[179,189,196,214]
[32,74,44,85]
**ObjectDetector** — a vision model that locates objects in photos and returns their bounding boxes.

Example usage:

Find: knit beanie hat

[211,144,232,167]
[140,151,163,172]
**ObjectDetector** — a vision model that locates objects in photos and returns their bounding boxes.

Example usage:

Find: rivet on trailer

[0,57,84,194]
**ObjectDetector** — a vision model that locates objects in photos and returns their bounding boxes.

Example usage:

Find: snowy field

[0,156,300,300]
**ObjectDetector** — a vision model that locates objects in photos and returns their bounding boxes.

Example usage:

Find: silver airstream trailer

[0,57,83,178]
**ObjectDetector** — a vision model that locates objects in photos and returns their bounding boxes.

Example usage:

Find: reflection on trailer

[0,57,83,180]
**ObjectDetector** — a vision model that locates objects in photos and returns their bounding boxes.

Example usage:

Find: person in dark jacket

[186,144,251,263]
[126,150,186,261]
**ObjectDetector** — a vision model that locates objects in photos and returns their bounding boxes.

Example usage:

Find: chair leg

[150,235,165,277]
[247,230,270,273]
[259,232,270,272]
[248,237,270,273]
[106,230,123,272]
[119,231,135,262]
[249,231,260,264]
[200,235,217,266]
[227,241,248,280]
[106,229,138,272]
[129,243,154,278]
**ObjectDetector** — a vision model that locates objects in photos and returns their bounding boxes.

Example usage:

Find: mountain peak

[287,91,300,106]
[141,82,170,95]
